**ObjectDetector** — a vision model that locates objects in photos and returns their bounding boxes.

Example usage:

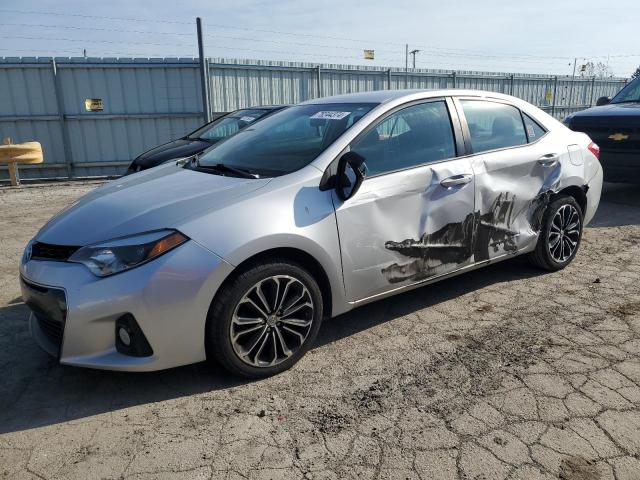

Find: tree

[632,67,640,79]
[580,61,613,78]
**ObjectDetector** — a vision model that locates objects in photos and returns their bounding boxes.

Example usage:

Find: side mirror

[596,96,611,106]
[335,151,365,201]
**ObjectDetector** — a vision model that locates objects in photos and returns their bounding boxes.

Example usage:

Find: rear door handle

[537,153,559,167]
[440,174,473,188]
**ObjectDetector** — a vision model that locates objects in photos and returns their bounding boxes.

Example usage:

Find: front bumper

[20,240,233,371]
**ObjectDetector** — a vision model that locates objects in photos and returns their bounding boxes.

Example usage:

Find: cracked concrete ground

[1,181,639,480]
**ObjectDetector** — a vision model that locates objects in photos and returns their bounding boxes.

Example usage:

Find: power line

[0,22,405,55]
[0,33,572,66]
[0,8,607,61]
[0,9,192,25]
[0,22,194,37]
[0,34,196,49]
[1,9,635,71]
[0,47,195,57]
[0,31,573,66]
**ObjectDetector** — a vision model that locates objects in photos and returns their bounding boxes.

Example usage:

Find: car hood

[569,102,640,124]
[36,164,272,246]
[133,138,214,168]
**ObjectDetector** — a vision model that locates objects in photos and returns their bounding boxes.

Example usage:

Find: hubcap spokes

[548,204,580,263]
[230,275,314,367]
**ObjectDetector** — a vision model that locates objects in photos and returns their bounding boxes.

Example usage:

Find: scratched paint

[383,192,523,283]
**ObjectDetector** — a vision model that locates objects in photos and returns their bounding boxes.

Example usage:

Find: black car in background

[127,105,287,174]
[564,77,640,183]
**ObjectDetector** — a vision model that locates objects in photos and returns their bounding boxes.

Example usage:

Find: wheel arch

[555,184,588,215]
[215,246,336,320]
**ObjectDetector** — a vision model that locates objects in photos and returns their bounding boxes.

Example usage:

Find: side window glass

[350,101,456,177]
[522,113,547,142]
[460,100,527,153]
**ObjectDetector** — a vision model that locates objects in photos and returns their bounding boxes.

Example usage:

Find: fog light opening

[115,314,153,357]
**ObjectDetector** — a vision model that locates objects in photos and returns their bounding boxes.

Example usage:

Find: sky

[0,0,638,77]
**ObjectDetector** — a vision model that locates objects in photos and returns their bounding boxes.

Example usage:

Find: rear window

[460,100,527,153]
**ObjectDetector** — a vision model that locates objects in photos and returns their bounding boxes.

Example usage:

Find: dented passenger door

[332,99,476,303]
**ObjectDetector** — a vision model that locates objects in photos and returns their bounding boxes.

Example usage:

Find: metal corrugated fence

[0,56,628,181]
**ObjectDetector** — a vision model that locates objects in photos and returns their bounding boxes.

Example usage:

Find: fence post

[196,17,211,123]
[509,74,514,95]
[589,77,596,106]
[452,71,457,89]
[50,59,73,178]
[316,65,322,98]
[551,76,558,117]
[205,58,213,114]
[387,69,392,90]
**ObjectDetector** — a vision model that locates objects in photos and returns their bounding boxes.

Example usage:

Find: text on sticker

[310,111,351,120]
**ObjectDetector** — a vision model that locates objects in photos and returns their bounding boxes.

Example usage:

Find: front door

[333,99,476,302]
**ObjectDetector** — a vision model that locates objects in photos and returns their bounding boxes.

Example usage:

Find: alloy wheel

[230,275,315,367]
[548,204,581,263]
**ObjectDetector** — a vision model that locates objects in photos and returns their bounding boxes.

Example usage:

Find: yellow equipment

[0,137,43,186]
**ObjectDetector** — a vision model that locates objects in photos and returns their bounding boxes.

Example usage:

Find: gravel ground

[1,181,639,480]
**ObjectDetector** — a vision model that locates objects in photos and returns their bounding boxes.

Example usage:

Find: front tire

[528,195,583,271]
[206,259,323,378]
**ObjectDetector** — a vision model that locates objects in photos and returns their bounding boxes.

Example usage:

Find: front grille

[36,314,64,345]
[21,277,67,355]
[31,242,80,262]
[571,124,640,152]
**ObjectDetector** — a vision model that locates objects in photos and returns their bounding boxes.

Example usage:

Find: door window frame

[338,97,466,180]
[451,97,549,157]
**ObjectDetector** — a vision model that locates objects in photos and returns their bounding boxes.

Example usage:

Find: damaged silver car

[21,90,603,378]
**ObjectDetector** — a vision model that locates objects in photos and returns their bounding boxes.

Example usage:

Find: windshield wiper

[191,155,258,179]
[191,136,218,142]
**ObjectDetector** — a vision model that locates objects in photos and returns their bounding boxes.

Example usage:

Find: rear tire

[528,195,583,271]
[206,259,323,378]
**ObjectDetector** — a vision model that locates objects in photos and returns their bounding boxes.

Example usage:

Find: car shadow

[588,182,640,228]
[0,256,544,434]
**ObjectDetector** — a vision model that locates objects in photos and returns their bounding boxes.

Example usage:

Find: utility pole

[409,49,420,69]
[196,17,212,123]
[405,44,409,88]
[568,57,577,110]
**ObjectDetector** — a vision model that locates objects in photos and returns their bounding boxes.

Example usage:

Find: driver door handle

[440,174,473,188]
[537,153,559,167]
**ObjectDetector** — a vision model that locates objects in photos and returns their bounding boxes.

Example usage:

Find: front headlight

[69,230,188,277]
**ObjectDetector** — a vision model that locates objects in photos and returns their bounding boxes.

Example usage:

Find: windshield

[187,108,274,141]
[196,103,377,176]
[611,77,640,104]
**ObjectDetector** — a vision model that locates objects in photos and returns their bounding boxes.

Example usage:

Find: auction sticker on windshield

[310,111,351,120]
[240,116,257,123]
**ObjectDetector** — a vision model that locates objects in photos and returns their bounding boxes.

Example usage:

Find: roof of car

[299,89,517,105]
[247,105,289,110]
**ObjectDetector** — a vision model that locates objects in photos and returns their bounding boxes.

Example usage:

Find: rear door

[454,98,559,261]
[333,98,476,302]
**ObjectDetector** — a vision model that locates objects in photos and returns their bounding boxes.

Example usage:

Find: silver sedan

[20,89,603,377]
